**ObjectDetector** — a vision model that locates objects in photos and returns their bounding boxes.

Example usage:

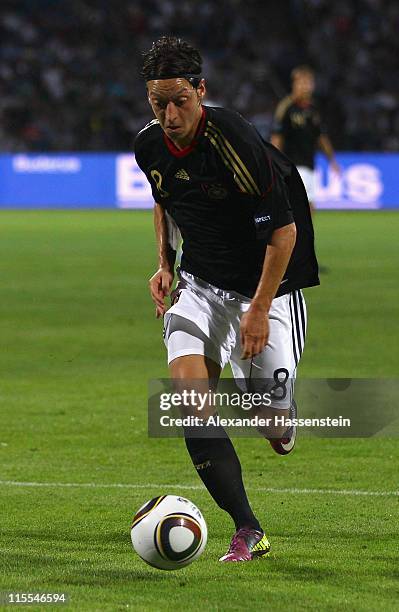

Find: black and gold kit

[272,96,325,169]
[134,105,319,298]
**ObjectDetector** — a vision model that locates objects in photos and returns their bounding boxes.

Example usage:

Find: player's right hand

[148,267,174,318]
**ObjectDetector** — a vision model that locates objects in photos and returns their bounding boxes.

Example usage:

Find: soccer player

[135,37,319,562]
[271,65,339,213]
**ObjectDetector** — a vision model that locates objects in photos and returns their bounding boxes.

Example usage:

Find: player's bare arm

[240,222,297,359]
[149,202,175,318]
[318,134,340,173]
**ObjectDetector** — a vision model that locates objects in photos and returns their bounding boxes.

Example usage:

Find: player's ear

[197,78,206,101]
[146,83,153,106]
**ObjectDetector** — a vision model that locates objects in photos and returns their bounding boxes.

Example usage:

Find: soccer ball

[130,494,207,570]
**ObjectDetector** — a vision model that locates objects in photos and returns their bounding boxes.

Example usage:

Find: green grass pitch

[0,210,398,611]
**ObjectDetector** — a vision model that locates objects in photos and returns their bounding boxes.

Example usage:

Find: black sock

[183,424,262,531]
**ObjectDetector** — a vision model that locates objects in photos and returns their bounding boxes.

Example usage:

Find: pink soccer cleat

[219,527,271,562]
[269,399,297,455]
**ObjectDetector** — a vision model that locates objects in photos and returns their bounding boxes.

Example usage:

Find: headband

[145,74,202,87]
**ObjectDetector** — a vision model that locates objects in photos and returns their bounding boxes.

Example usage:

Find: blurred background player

[271,65,340,214]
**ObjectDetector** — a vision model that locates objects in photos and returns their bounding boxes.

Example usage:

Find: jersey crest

[201,183,228,200]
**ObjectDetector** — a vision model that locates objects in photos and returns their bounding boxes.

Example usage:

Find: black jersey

[134,105,319,298]
[272,96,325,169]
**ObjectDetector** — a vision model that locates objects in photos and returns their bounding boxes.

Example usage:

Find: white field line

[0,480,398,497]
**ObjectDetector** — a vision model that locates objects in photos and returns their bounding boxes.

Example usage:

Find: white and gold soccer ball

[130,495,207,570]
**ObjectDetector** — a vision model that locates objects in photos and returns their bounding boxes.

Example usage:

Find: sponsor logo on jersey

[255,215,271,223]
[175,169,190,181]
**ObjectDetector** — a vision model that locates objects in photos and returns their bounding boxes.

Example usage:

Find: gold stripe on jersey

[205,123,261,195]
[208,122,261,195]
[274,95,293,122]
[204,130,249,193]
[206,122,261,195]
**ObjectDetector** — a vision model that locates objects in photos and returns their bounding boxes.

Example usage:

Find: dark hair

[141,36,202,83]
[291,65,314,80]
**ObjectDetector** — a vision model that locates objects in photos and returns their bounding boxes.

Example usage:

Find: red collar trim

[163,107,206,158]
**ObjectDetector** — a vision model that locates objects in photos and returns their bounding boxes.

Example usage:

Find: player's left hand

[148,267,174,319]
[240,306,269,359]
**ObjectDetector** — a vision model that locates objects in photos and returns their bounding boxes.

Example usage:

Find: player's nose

[165,101,178,124]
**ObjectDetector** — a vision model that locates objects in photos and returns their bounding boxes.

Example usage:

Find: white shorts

[163,271,307,408]
[297,166,315,203]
